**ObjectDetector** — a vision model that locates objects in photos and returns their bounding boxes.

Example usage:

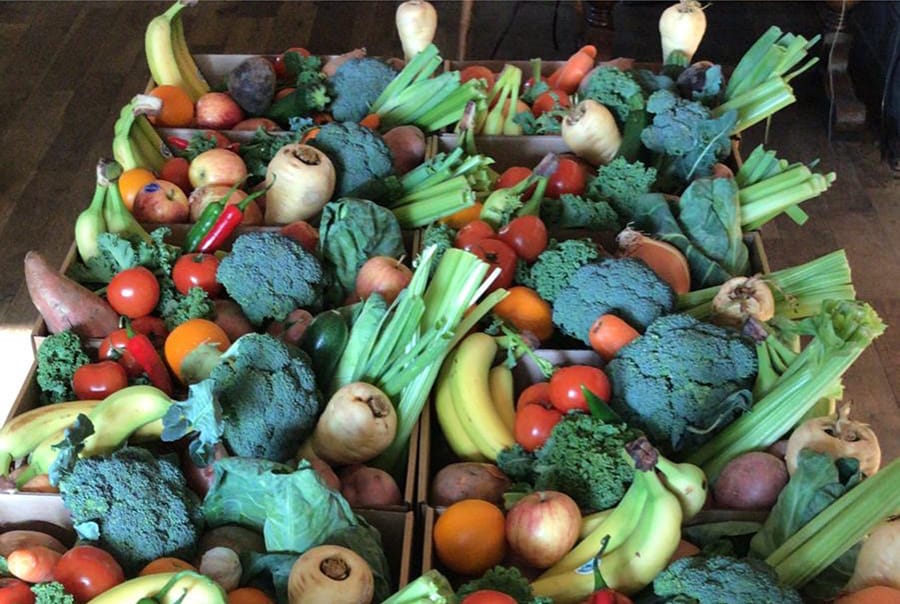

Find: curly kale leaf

[540,193,621,231]
[36,330,90,404]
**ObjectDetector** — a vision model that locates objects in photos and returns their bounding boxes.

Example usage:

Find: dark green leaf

[48,414,94,485]
[583,385,622,423]
[161,379,224,467]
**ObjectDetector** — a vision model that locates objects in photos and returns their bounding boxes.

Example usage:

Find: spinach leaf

[677,178,750,277]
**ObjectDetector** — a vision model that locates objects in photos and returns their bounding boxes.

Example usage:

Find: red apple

[232,117,281,131]
[160,157,192,195]
[188,185,262,225]
[132,179,190,223]
[505,490,582,569]
[189,148,248,188]
[355,256,413,305]
[280,220,319,253]
[194,92,244,130]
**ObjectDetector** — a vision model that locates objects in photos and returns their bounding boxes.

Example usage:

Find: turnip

[263,144,335,225]
[846,516,900,591]
[395,0,437,62]
[659,0,707,65]
[561,100,621,166]
[288,545,374,604]
[785,403,881,477]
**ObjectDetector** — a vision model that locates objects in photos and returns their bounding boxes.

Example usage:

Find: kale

[540,194,621,232]
[35,330,90,404]
[518,238,601,304]
[586,157,658,218]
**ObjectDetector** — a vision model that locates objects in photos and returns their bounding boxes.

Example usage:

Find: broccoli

[540,194,621,232]
[580,67,645,125]
[606,313,757,454]
[586,157,658,218]
[217,231,325,325]
[36,330,89,404]
[56,446,203,575]
[311,121,397,199]
[417,223,457,277]
[518,239,600,304]
[31,582,75,604]
[458,566,552,604]
[652,555,803,604]
[156,281,214,331]
[264,53,330,126]
[552,258,675,344]
[329,57,398,122]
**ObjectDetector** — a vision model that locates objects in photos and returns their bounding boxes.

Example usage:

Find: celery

[371,45,441,114]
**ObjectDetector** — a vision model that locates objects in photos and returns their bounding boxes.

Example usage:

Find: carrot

[547,44,597,94]
[0,531,66,557]
[301,127,320,144]
[616,227,691,295]
[7,545,63,583]
[589,314,640,361]
[24,250,119,339]
[359,113,381,130]
[440,202,484,229]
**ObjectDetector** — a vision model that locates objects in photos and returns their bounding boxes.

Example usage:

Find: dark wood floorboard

[0,1,897,462]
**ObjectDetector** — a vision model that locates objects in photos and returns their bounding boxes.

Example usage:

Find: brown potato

[430,462,511,507]
[339,464,403,508]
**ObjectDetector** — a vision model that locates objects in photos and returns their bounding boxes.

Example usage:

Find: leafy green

[458,566,552,604]
[324,520,392,604]
[67,227,180,285]
[540,194,620,232]
[161,380,223,466]
[517,238,600,304]
[36,330,90,404]
[580,66,645,125]
[512,103,565,134]
[586,157,657,218]
[677,178,749,277]
[48,414,95,486]
[183,131,220,161]
[242,552,295,604]
[31,581,75,604]
[156,281,214,331]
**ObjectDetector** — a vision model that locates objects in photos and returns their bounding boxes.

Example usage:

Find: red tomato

[280,220,319,253]
[531,89,571,117]
[0,578,35,604]
[172,253,222,297]
[460,590,517,604]
[498,215,548,263]
[496,166,537,199]
[549,365,611,413]
[454,220,496,249]
[459,65,496,90]
[54,545,125,602]
[201,130,233,150]
[515,400,563,452]
[517,381,552,411]
[130,315,169,349]
[546,155,590,199]
[99,329,142,378]
[466,238,517,293]
[72,361,129,400]
[107,267,160,318]
[273,47,312,80]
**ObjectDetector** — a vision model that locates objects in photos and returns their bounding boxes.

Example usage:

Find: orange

[834,586,900,604]
[148,84,195,127]
[492,286,553,341]
[439,202,484,229]
[119,168,156,211]
[164,318,230,382]
[227,587,275,604]
[433,499,506,576]
[138,557,197,576]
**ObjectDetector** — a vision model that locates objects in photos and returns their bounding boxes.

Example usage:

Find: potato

[213,299,254,342]
[430,462,511,507]
[766,439,789,460]
[309,457,341,492]
[227,57,276,115]
[199,525,265,559]
[713,451,788,511]
[383,125,426,175]
[338,464,403,508]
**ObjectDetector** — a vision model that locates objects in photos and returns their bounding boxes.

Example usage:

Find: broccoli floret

[520,239,600,304]
[36,330,89,404]
[57,446,203,575]
[31,582,75,604]
[580,67,645,125]
[264,54,330,126]
[458,566,552,604]
[552,258,675,344]
[417,223,457,277]
[586,157,658,218]
[156,281,214,331]
[653,555,803,604]
[540,194,621,232]
[607,313,757,454]
[329,57,398,122]
[217,231,325,325]
[210,333,323,462]
[311,121,396,199]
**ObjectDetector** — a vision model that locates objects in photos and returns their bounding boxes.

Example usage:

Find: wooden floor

[0,1,897,461]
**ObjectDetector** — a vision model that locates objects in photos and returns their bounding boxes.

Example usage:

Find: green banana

[434,354,487,462]
[488,364,516,432]
[73,165,108,262]
[656,455,709,521]
[103,165,152,243]
[130,122,166,173]
[134,113,173,163]
[112,96,164,171]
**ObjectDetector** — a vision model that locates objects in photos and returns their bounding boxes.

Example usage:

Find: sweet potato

[431,462,511,507]
[0,530,66,557]
[714,451,788,511]
[24,250,119,338]
[338,464,403,508]
[7,545,62,582]
[383,125,426,175]
[228,57,276,115]
[212,299,254,342]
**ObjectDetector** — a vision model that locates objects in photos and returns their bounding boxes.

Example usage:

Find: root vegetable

[7,545,62,583]
[199,526,265,558]
[383,125,426,175]
[309,457,342,492]
[264,144,335,225]
[395,1,438,62]
[561,100,621,166]
[430,463,511,507]
[617,227,691,295]
[659,0,707,64]
[589,314,640,362]
[0,531,66,557]
[785,403,881,477]
[322,48,367,78]
[713,451,788,511]
[710,275,775,328]
[228,57,277,115]
[339,465,403,508]
[199,546,242,593]
[309,383,397,466]
[288,545,374,604]
[847,516,900,591]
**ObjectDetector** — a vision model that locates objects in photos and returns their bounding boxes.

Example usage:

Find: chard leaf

[677,178,750,277]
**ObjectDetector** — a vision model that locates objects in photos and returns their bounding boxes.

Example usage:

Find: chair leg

[458,0,474,62]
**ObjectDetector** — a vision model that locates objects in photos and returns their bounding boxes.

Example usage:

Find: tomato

[107,266,160,318]
[496,166,537,199]
[532,89,571,117]
[273,47,311,80]
[546,155,591,199]
[498,215,548,262]
[466,238,517,293]
[99,329,142,377]
[53,545,125,602]
[454,220,496,250]
[460,591,517,604]
[130,315,169,349]
[515,399,563,452]
[459,65,496,90]
[549,365,611,413]
[72,361,129,400]
[0,578,35,604]
[172,253,222,297]
[164,318,230,382]
[517,381,551,411]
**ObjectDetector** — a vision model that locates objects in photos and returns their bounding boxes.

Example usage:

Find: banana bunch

[112,95,171,173]
[145,0,210,102]
[434,332,517,462]
[0,385,172,487]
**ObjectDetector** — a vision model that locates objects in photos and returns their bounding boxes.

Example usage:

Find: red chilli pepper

[196,179,273,254]
[166,135,190,150]
[124,320,173,396]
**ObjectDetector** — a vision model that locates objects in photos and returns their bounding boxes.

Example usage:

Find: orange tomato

[433,499,506,576]
[138,557,197,576]
[227,587,275,604]
[118,168,156,211]
[492,286,553,342]
[439,202,484,229]
[834,586,900,604]
[164,318,230,382]
[148,85,195,127]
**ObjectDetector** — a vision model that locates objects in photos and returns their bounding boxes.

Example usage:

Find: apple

[188,185,262,225]
[194,92,244,130]
[232,117,281,131]
[355,256,413,305]
[505,490,581,569]
[160,157,192,195]
[188,148,248,188]
[279,220,319,253]
[132,180,190,223]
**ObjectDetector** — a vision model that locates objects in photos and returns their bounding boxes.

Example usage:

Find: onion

[395,1,438,62]
[308,382,397,466]
[846,516,900,591]
[264,144,335,225]
[785,403,881,477]
[710,275,776,328]
[289,545,374,604]
[561,100,621,166]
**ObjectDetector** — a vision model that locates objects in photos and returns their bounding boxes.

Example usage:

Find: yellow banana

[130,126,166,173]
[488,364,516,432]
[579,509,613,541]
[145,2,195,97]
[448,333,515,460]
[656,455,708,521]
[434,356,487,462]
[169,4,210,100]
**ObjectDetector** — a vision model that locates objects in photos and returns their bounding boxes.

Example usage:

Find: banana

[74,175,108,262]
[134,114,173,163]
[145,2,196,99]
[488,364,516,432]
[447,333,515,460]
[130,125,166,173]
[0,400,101,475]
[434,356,487,462]
[112,129,144,171]
[169,4,210,100]
[656,455,709,521]
[579,509,613,541]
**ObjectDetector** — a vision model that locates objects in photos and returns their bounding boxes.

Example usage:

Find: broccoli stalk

[481,153,557,228]
[381,570,456,604]
[483,65,523,135]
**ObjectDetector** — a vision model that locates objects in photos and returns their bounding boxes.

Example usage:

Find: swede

[396,0,437,62]
[288,545,374,604]
[264,144,335,225]
[710,275,776,328]
[846,516,900,591]
[561,100,621,166]
[785,403,881,477]
[659,0,707,65]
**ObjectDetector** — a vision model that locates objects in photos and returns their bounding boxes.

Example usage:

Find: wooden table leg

[458,0,474,62]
